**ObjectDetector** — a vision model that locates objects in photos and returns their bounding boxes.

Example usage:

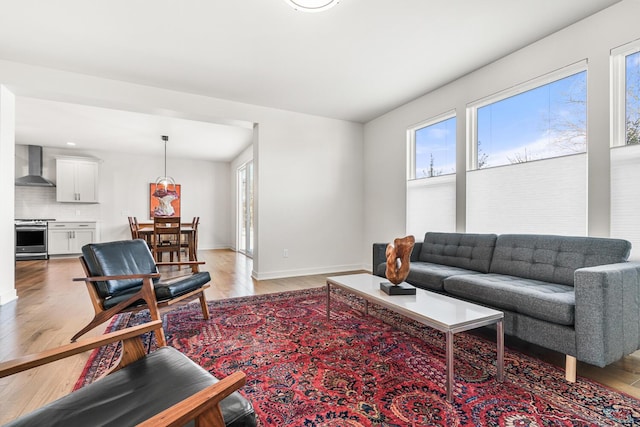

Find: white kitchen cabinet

[56,158,100,203]
[48,222,97,255]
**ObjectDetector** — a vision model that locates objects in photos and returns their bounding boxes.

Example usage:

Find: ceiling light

[66,142,76,146]
[284,0,340,12]
[153,135,177,199]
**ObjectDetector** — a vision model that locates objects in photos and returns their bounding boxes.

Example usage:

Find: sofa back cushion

[490,234,631,286]
[419,232,497,273]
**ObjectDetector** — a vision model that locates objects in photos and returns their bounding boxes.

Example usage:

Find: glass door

[237,161,254,257]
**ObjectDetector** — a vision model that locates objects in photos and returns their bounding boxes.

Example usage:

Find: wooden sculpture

[385,235,415,285]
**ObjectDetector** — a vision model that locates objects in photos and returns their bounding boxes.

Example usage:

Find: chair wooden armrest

[70,275,165,344]
[137,371,247,427]
[0,321,162,378]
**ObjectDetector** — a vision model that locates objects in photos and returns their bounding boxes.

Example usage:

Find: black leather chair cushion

[82,240,159,298]
[155,272,211,300]
[4,347,257,427]
[102,271,212,309]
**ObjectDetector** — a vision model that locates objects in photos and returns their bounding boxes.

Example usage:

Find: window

[409,114,456,179]
[626,51,640,144]
[468,62,587,169]
[611,39,640,260]
[466,62,588,236]
[612,40,640,146]
[406,112,457,235]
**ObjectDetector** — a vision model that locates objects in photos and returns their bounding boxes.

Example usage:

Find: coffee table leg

[326,283,331,321]
[446,331,454,402]
[497,319,504,382]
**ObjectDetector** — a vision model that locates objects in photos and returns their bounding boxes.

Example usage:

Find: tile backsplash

[15,186,101,220]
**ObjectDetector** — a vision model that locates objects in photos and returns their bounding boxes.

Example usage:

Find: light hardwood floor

[1,249,639,424]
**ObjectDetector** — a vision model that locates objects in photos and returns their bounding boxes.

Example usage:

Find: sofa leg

[565,355,577,382]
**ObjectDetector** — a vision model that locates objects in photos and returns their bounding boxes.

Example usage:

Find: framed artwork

[149,183,181,218]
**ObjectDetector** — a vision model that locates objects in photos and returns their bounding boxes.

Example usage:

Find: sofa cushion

[406,262,480,291]
[419,232,497,273]
[444,273,576,325]
[5,346,256,427]
[490,234,631,286]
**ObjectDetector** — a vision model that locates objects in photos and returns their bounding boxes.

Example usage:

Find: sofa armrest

[574,262,640,367]
[410,242,422,262]
[372,242,423,277]
[372,243,388,277]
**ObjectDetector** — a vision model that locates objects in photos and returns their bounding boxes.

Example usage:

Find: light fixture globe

[284,0,340,12]
[153,135,177,198]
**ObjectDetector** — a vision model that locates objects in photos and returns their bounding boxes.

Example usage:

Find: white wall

[363,0,640,269]
[255,112,364,279]
[0,59,364,283]
[15,145,232,249]
[0,86,16,304]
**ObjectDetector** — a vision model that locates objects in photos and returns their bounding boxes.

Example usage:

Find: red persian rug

[76,287,639,426]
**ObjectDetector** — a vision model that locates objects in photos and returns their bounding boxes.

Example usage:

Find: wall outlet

[283,249,289,258]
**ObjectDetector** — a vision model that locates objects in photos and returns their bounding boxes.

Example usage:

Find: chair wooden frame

[72,257,211,347]
[127,216,141,240]
[153,216,182,262]
[0,321,247,427]
[181,216,200,261]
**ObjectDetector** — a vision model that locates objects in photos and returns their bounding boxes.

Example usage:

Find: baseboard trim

[252,264,366,281]
[0,289,18,306]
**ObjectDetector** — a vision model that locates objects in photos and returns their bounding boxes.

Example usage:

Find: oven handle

[16,226,47,232]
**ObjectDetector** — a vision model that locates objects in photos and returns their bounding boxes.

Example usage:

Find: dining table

[136,222,198,261]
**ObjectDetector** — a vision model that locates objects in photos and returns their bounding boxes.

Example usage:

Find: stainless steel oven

[15,219,51,260]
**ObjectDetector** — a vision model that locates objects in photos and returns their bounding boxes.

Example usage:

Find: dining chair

[153,216,181,262]
[128,216,139,239]
[181,216,200,261]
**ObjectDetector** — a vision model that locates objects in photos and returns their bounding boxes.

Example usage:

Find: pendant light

[283,0,340,12]
[153,135,176,197]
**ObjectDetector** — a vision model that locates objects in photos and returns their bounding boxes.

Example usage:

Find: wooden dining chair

[181,216,200,261]
[153,216,181,262]
[128,217,139,239]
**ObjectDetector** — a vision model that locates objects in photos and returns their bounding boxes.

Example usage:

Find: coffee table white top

[327,273,503,333]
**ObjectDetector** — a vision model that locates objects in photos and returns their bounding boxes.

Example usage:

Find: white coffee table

[326,273,504,402]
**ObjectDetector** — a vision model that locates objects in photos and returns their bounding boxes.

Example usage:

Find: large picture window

[468,62,587,170]
[626,51,640,144]
[409,114,456,179]
[406,112,457,235]
[466,62,588,236]
[612,41,640,146]
[611,39,640,260]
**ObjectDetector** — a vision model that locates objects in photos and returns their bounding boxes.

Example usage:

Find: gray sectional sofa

[373,232,640,381]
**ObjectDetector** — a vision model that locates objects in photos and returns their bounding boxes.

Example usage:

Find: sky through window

[477,71,587,168]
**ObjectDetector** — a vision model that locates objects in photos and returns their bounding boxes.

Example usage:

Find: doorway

[237,160,254,257]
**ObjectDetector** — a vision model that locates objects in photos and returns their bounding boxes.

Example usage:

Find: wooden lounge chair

[72,239,211,347]
[0,320,257,426]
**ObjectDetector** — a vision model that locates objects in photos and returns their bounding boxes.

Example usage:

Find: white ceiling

[0,0,621,160]
[15,97,254,161]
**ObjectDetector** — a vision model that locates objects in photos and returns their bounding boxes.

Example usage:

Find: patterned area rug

[76,287,640,426]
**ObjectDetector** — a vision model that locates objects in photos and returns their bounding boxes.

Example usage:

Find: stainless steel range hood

[15,145,56,187]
